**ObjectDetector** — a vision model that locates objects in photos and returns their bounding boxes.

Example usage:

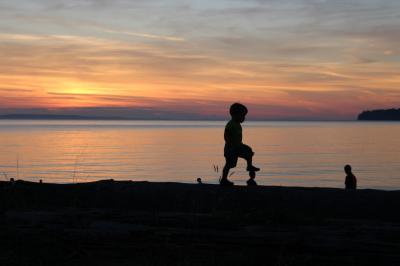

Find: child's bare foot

[246,165,260,172]
[220,178,234,187]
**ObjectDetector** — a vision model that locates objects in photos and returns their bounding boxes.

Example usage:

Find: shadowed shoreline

[1,180,400,265]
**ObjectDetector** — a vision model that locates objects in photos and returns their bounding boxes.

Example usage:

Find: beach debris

[247,178,257,186]
[247,171,257,186]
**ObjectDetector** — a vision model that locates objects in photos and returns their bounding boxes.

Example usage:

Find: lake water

[0,120,399,190]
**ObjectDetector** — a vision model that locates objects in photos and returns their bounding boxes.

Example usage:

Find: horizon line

[0,113,362,122]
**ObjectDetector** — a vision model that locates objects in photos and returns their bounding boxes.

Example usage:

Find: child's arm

[224,128,234,145]
[224,122,242,147]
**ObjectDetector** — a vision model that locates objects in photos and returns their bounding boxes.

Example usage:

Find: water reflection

[0,120,399,189]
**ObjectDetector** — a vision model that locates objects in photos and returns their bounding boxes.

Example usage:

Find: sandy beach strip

[1,180,400,266]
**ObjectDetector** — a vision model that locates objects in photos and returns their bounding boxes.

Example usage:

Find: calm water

[0,120,399,190]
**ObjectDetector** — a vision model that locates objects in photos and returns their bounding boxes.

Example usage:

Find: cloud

[1,0,399,119]
[0,87,33,92]
[2,87,398,120]
[98,28,185,42]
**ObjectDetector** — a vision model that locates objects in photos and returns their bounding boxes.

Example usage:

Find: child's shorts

[224,144,254,168]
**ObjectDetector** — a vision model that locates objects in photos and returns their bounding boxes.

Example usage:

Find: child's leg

[245,157,259,172]
[240,144,260,171]
[222,164,230,180]
[222,146,238,181]
[246,155,253,168]
[221,162,234,186]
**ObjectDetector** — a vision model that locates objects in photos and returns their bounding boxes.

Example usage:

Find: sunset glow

[1,0,399,119]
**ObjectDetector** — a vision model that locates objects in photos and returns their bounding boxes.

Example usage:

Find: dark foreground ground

[1,180,400,266]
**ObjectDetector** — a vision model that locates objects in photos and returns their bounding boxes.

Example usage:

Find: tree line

[358,108,400,121]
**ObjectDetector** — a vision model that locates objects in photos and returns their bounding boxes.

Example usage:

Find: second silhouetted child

[221,103,260,186]
[344,164,357,190]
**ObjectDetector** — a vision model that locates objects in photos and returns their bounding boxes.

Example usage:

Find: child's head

[229,102,248,122]
[344,164,352,174]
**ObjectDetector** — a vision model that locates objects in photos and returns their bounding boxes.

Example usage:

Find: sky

[0,0,399,120]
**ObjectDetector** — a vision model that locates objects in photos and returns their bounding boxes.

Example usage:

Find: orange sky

[0,1,399,120]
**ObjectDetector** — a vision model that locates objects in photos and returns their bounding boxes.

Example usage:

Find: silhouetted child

[221,103,260,186]
[344,164,357,190]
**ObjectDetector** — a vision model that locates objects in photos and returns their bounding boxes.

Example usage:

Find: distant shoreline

[358,108,400,121]
[2,113,399,122]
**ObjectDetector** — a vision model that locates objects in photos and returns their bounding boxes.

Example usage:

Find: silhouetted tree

[358,108,400,121]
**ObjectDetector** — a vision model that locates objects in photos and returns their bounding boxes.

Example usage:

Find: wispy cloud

[0,87,33,92]
[1,0,399,119]
[99,28,185,42]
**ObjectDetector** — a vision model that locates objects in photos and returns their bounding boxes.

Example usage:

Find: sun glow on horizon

[0,0,399,119]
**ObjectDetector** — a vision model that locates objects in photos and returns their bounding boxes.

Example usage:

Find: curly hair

[229,102,248,116]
